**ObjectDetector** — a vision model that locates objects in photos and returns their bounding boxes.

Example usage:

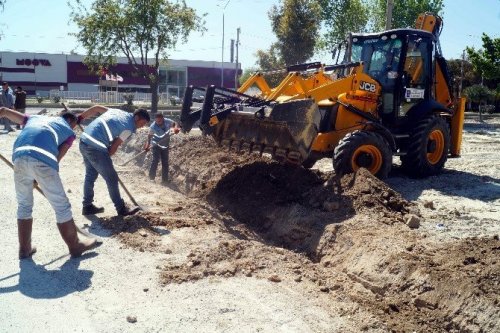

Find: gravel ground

[0,115,498,332]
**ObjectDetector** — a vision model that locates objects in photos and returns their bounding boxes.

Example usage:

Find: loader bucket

[213,99,321,163]
[180,85,205,132]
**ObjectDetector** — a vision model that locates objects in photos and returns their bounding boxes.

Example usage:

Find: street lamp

[218,0,231,87]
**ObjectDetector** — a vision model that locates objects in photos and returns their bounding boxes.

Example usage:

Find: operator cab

[349,30,435,127]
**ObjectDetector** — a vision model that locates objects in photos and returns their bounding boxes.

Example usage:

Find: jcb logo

[359,81,376,93]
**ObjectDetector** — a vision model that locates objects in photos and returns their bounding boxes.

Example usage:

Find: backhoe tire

[401,115,450,178]
[333,130,392,179]
[301,157,317,169]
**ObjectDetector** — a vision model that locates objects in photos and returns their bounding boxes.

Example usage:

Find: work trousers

[79,141,125,213]
[149,145,169,183]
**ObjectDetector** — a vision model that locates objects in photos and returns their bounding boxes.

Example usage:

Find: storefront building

[0,51,240,97]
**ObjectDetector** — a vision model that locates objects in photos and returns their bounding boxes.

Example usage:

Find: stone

[268,275,281,283]
[126,315,137,323]
[423,200,435,209]
[405,214,420,229]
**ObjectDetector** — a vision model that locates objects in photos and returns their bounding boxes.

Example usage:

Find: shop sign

[16,59,52,67]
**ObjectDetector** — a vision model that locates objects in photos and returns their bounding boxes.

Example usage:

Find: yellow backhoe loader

[180,13,465,178]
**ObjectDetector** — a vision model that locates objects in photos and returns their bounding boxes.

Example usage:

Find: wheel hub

[356,152,374,168]
[427,139,437,153]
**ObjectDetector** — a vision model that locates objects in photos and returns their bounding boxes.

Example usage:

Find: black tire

[333,130,392,179]
[401,115,450,177]
[301,156,317,169]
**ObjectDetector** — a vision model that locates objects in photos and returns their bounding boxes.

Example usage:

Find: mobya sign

[16,58,52,67]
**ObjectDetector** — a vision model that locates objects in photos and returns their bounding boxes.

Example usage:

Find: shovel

[118,131,175,167]
[0,152,100,241]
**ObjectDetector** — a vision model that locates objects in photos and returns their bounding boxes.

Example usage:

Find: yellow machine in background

[181,13,465,178]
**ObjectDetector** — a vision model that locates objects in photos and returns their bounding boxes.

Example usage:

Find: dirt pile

[113,134,499,332]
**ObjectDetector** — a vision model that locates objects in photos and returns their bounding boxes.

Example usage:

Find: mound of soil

[115,134,499,332]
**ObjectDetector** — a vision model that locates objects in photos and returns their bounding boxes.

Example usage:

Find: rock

[423,200,435,209]
[405,214,420,229]
[294,275,302,282]
[139,231,148,237]
[67,189,72,193]
[164,249,172,254]
[172,206,183,212]
[126,315,137,323]
[319,286,329,292]
[268,275,281,283]
[143,288,149,292]
[323,201,340,212]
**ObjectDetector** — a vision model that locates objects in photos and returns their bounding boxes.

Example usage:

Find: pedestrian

[0,106,99,259]
[144,113,180,185]
[14,86,27,130]
[1,81,16,132]
[79,105,150,216]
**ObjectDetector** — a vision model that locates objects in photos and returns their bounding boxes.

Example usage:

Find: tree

[464,84,493,114]
[370,0,444,31]
[318,0,369,45]
[264,0,321,67]
[255,43,286,87]
[252,0,320,89]
[466,34,500,86]
[447,58,481,97]
[70,0,205,113]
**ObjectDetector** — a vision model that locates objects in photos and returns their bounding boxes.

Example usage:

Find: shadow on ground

[0,253,97,299]
[387,166,500,202]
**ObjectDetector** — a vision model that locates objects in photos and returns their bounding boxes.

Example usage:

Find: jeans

[149,145,169,182]
[2,117,14,131]
[14,156,73,223]
[79,141,125,213]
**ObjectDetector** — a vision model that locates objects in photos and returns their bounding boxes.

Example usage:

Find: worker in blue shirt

[0,106,99,259]
[144,113,180,185]
[1,81,16,132]
[79,106,150,216]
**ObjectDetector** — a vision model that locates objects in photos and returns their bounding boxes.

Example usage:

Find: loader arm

[237,72,272,97]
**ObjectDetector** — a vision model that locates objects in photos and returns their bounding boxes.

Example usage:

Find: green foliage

[267,0,321,66]
[36,95,44,104]
[239,67,258,86]
[52,95,61,103]
[318,0,369,45]
[255,43,286,87]
[466,34,500,82]
[447,58,482,96]
[464,84,493,105]
[369,0,444,31]
[69,0,205,112]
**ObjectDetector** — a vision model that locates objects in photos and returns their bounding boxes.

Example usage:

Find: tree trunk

[150,81,159,114]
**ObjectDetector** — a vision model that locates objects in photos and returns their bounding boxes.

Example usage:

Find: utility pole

[459,49,465,97]
[235,27,240,89]
[385,0,394,30]
[220,0,231,88]
[221,12,225,87]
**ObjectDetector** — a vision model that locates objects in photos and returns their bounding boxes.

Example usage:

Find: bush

[52,95,61,103]
[36,95,44,104]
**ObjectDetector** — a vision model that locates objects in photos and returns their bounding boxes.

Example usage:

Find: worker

[144,113,180,185]
[0,106,99,259]
[79,106,150,216]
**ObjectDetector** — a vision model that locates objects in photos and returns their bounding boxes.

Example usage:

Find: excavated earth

[102,130,500,332]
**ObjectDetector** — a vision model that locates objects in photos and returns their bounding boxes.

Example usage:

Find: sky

[0,0,499,70]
